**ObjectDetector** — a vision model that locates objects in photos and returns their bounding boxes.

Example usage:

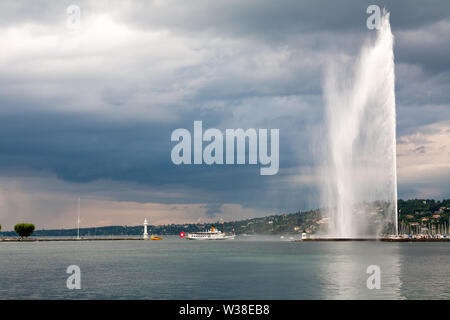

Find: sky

[0,0,449,230]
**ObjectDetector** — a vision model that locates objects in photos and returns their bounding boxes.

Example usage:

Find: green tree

[14,223,35,238]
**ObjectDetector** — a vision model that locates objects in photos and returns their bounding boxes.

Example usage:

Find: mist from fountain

[321,11,398,238]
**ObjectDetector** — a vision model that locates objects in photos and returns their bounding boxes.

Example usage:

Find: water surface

[0,237,448,299]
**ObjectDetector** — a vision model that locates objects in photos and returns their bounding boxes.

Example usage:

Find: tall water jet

[321,11,398,238]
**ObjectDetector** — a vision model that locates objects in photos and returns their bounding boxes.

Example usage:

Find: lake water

[0,236,449,299]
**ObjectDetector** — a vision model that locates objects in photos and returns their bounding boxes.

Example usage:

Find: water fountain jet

[321,11,398,238]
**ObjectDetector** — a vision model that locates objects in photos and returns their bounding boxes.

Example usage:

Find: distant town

[0,199,449,238]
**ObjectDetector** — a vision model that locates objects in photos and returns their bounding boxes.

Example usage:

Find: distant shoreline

[0,237,144,242]
[1,199,448,238]
[1,237,449,242]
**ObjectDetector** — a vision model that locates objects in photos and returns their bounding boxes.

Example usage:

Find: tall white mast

[77,197,81,239]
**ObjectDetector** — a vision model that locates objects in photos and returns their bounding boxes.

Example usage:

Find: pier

[296,237,450,242]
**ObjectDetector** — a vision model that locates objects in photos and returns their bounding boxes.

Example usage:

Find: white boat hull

[186,234,235,240]
[186,226,235,240]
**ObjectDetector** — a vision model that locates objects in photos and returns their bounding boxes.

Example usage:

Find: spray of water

[321,12,398,238]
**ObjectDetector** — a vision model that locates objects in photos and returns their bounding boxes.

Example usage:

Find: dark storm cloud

[0,0,448,216]
[120,0,450,91]
[0,109,317,210]
[119,0,450,37]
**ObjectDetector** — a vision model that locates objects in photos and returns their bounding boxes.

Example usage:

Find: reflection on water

[318,242,404,299]
[397,243,450,299]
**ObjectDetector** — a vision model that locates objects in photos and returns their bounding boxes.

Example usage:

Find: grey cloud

[119,1,450,38]
[0,0,448,222]
[0,109,318,212]
[203,203,222,218]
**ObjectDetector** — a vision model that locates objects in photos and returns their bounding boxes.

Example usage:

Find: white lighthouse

[143,218,149,240]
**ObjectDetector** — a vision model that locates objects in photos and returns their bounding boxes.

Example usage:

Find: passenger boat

[186,225,235,240]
